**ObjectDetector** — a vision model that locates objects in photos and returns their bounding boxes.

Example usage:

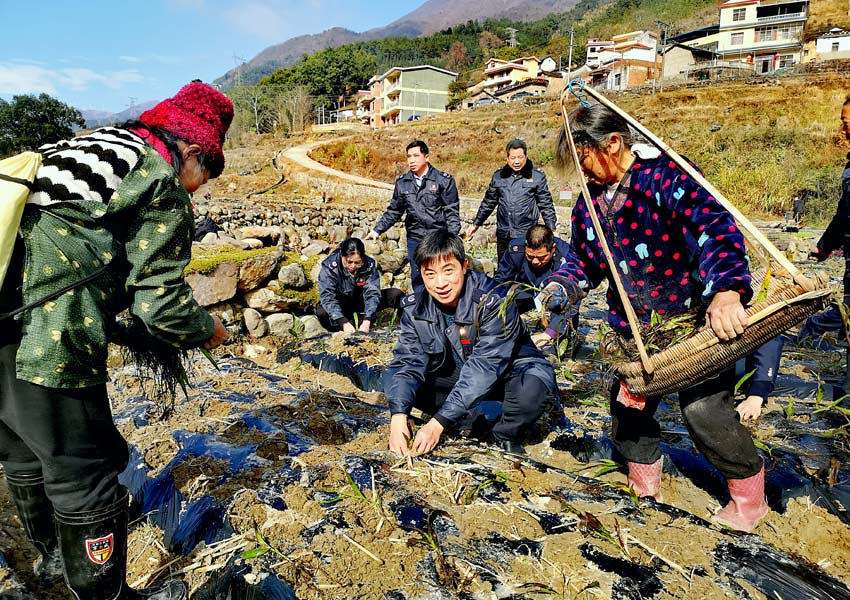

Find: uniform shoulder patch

[511,245,521,253]
[400,293,418,308]
[442,172,451,178]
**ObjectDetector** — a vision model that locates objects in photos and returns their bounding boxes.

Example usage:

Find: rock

[469,257,495,277]
[309,262,322,283]
[266,313,295,337]
[329,225,348,243]
[238,251,281,292]
[243,308,269,338]
[185,262,238,306]
[238,238,264,250]
[385,228,400,241]
[227,183,237,191]
[467,228,491,250]
[302,240,330,257]
[380,272,393,288]
[277,263,309,289]
[364,240,382,256]
[299,315,328,339]
[240,226,281,245]
[207,302,243,326]
[385,240,398,251]
[243,343,276,368]
[244,286,313,313]
[201,232,218,244]
[216,235,241,248]
[376,253,406,275]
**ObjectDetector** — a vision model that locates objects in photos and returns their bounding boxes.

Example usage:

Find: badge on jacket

[429,184,437,192]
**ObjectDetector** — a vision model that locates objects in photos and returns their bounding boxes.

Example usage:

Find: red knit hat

[139,82,234,178]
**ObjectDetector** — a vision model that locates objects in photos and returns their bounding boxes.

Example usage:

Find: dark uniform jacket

[317,251,381,324]
[373,165,460,240]
[496,236,570,288]
[384,270,555,427]
[473,160,556,241]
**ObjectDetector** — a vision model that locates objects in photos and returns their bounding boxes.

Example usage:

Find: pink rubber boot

[627,457,663,501]
[713,466,769,533]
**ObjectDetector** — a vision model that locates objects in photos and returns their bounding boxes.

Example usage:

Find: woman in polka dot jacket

[550,102,768,533]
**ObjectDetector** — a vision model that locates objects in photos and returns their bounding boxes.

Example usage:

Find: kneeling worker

[496,224,578,349]
[316,238,403,333]
[385,230,558,456]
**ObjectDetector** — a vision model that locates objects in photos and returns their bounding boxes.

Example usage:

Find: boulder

[238,238,264,250]
[238,251,281,292]
[299,315,328,339]
[266,313,295,337]
[385,228,400,241]
[244,286,313,313]
[364,240,382,256]
[200,232,218,244]
[277,263,309,289]
[206,302,244,326]
[302,240,331,257]
[376,252,407,275]
[240,226,281,245]
[243,308,268,338]
[329,225,349,243]
[186,262,238,306]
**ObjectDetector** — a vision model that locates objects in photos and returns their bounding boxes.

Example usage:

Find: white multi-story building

[716,0,808,73]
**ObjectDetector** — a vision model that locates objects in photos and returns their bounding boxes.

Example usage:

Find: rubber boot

[54,489,186,600]
[627,457,663,502]
[5,471,64,583]
[713,465,769,533]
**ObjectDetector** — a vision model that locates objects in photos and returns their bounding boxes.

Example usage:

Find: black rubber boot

[5,471,64,583]
[54,489,186,600]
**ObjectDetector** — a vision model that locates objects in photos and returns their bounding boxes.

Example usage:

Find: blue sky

[0,0,421,113]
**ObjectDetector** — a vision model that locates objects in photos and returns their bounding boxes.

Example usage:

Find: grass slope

[311,74,850,222]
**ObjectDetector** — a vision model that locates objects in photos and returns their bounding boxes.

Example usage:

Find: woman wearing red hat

[0,82,233,600]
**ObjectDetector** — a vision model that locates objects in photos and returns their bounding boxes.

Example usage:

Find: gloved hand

[538,278,582,314]
[615,381,646,410]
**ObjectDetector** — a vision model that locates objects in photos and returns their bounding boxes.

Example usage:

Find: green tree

[0,93,84,158]
[494,46,524,61]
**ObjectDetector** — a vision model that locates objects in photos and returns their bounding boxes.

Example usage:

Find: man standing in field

[367,140,460,289]
[467,139,557,260]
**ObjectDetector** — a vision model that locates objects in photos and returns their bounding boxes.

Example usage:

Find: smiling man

[384,230,557,456]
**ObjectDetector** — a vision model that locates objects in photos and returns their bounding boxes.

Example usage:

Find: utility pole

[505,27,519,48]
[233,53,246,87]
[567,27,575,76]
[654,20,672,93]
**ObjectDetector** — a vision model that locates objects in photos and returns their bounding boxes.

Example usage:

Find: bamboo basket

[560,81,833,397]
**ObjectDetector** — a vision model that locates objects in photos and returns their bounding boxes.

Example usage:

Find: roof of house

[378,65,458,81]
[612,30,659,42]
[669,24,720,43]
[818,27,850,39]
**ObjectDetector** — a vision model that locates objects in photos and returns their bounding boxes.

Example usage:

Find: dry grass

[808,0,850,35]
[309,74,850,223]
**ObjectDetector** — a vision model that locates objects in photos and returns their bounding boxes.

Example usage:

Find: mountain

[215,0,581,87]
[81,100,158,129]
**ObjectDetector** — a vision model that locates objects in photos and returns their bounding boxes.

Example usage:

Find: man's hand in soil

[411,418,444,455]
[359,319,371,333]
[736,395,763,422]
[389,414,412,456]
[342,322,357,334]
[204,315,228,349]
[365,230,379,241]
[706,290,748,341]
[465,224,478,239]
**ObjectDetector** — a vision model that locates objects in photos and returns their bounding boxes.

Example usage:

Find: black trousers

[609,368,762,480]
[0,342,128,513]
[412,355,551,442]
[496,237,511,264]
[316,288,405,331]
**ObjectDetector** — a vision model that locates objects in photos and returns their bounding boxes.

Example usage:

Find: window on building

[732,8,746,21]
[756,27,776,42]
[832,42,840,52]
[778,54,795,68]
[731,32,744,45]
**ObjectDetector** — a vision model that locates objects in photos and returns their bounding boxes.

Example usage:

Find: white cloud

[119,55,142,63]
[224,2,289,42]
[0,63,144,95]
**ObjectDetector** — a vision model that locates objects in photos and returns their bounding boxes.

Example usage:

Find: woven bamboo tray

[615,281,831,397]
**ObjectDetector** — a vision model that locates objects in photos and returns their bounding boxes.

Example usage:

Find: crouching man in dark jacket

[385,230,558,456]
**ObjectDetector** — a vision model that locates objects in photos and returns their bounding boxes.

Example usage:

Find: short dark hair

[506,139,527,154]
[844,94,850,107]
[406,140,429,155]
[414,229,465,269]
[338,237,365,259]
[526,225,554,250]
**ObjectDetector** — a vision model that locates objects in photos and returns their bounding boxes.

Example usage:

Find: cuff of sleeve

[433,413,454,429]
[390,409,411,416]
[335,317,350,326]
[747,381,773,399]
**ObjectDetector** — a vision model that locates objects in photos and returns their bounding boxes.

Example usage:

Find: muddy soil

[1,257,849,599]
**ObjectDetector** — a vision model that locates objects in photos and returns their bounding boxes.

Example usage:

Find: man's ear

[461,258,469,272]
[182,144,203,160]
